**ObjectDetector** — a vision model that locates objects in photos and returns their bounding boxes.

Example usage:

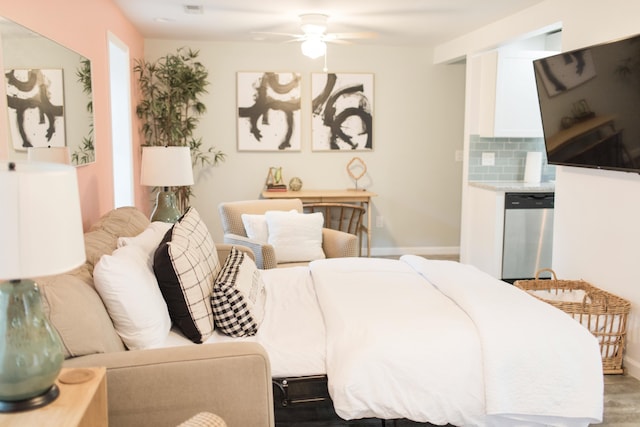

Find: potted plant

[134,47,225,212]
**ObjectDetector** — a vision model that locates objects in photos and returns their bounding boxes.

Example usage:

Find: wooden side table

[261,189,377,256]
[0,367,107,427]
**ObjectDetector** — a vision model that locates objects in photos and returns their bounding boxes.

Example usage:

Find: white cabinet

[479,49,555,138]
[461,185,505,279]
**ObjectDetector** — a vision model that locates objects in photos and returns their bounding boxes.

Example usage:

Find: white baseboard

[367,246,460,258]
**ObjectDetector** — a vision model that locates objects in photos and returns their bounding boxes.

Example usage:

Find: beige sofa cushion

[85,207,150,270]
[39,206,150,359]
[39,272,126,358]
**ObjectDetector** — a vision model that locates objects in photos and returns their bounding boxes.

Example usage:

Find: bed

[163,255,604,426]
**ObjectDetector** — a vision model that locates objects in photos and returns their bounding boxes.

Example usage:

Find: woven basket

[514,269,631,374]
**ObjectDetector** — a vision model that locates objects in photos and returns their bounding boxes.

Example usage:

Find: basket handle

[535,268,557,281]
[585,292,610,311]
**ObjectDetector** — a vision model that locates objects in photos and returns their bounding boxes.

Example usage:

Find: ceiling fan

[254,13,376,59]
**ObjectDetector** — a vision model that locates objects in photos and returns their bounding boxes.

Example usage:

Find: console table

[261,189,377,256]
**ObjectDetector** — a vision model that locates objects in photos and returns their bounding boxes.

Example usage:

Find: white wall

[437,0,640,379]
[143,40,466,256]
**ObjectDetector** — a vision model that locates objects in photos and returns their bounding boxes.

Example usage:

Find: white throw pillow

[117,221,173,267]
[265,211,325,263]
[241,210,298,243]
[94,244,172,350]
[241,213,269,242]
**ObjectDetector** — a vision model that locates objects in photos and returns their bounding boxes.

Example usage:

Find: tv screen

[533,33,640,173]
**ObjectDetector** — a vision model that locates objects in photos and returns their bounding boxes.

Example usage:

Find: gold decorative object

[289,177,303,191]
[347,157,367,190]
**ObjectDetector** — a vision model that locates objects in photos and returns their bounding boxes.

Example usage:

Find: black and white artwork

[237,72,301,151]
[311,73,373,151]
[5,68,65,150]
[535,50,597,97]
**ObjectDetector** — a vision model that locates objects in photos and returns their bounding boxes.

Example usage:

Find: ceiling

[113,0,545,47]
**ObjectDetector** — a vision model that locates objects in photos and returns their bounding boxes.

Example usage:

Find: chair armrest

[63,342,274,427]
[322,228,359,258]
[216,243,255,263]
[222,234,278,269]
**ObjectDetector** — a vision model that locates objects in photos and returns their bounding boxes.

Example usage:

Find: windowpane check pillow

[154,207,221,343]
[212,246,266,337]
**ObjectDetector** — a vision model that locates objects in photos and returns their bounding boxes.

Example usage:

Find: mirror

[0,17,95,166]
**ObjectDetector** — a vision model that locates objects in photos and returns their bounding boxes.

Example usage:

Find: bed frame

[272,375,415,426]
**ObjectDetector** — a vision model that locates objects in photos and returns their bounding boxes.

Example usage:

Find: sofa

[36,206,274,427]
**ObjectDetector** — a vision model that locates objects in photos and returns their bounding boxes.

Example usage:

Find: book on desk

[266,184,288,192]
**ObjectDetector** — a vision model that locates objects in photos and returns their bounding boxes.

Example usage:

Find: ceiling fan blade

[250,31,301,39]
[329,31,378,40]
[325,39,352,45]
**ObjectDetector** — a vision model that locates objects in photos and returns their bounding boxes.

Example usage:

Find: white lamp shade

[140,146,194,187]
[0,162,86,280]
[27,146,71,165]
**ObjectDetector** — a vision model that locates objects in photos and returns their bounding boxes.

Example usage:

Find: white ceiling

[113,0,545,47]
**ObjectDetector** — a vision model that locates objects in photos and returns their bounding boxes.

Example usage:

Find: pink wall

[0,0,148,229]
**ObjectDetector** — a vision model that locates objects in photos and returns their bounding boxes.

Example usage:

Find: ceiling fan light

[301,38,326,59]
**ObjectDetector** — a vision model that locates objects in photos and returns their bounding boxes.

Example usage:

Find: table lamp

[27,146,71,165]
[140,146,194,223]
[0,161,86,412]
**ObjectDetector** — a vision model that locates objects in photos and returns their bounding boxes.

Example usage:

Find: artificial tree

[134,47,225,212]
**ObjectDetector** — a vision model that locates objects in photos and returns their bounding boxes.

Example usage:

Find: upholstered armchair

[218,199,359,269]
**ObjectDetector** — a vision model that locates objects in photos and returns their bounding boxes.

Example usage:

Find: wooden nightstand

[0,367,107,427]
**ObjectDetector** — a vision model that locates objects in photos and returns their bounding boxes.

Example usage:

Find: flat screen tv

[533,33,640,173]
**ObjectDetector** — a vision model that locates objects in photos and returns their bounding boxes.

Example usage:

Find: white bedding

[310,257,486,425]
[162,266,326,378]
[162,256,603,426]
[310,256,604,427]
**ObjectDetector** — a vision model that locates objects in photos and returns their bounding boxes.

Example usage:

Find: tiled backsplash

[468,134,556,182]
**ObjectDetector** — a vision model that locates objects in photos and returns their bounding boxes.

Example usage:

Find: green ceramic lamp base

[150,188,182,223]
[0,384,59,413]
[0,279,64,412]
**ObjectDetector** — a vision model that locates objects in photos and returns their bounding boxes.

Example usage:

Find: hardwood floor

[602,374,640,425]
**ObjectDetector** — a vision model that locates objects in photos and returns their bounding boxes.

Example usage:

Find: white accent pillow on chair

[241,209,298,243]
[240,213,269,242]
[265,211,325,263]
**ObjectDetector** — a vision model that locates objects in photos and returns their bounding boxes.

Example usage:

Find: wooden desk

[261,189,377,256]
[0,367,107,427]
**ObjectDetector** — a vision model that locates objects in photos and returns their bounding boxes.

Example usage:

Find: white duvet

[310,256,604,426]
[162,256,603,426]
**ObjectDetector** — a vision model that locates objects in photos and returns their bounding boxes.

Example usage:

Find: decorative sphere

[289,177,303,191]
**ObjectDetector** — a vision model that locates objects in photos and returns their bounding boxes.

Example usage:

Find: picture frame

[236,71,301,151]
[311,72,374,151]
[5,68,65,150]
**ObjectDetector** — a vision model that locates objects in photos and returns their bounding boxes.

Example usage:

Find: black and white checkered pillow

[212,247,266,337]
[154,207,221,343]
